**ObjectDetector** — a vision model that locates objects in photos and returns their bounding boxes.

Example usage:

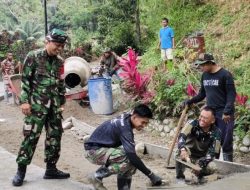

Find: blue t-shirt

[159,26,174,49]
[85,113,136,154]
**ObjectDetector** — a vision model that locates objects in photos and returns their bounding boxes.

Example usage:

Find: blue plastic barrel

[88,77,113,115]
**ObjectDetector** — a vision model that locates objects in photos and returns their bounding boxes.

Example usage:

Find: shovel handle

[166,105,188,166]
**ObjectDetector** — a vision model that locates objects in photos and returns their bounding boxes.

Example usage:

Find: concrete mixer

[64,56,91,100]
[64,56,91,88]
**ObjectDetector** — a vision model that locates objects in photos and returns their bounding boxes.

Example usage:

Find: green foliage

[151,70,187,120]
[235,106,250,141]
[70,27,90,47]
[49,11,70,30]
[15,21,43,42]
[104,22,136,54]
[222,14,235,26]
[232,59,250,96]
[140,0,218,49]
[140,45,161,70]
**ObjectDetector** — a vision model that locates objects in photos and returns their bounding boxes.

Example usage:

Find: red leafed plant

[119,48,154,103]
[166,79,175,86]
[186,83,197,97]
[236,93,248,106]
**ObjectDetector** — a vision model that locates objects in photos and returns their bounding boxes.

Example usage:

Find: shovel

[166,105,188,169]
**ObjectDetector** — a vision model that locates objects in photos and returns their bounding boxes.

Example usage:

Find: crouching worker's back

[84,104,163,190]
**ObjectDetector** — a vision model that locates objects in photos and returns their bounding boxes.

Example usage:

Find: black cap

[195,53,216,65]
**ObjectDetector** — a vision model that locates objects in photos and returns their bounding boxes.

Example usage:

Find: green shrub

[234,106,250,141]
[150,70,187,120]
[104,22,137,55]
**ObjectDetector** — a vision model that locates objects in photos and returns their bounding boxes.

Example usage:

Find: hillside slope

[205,0,250,95]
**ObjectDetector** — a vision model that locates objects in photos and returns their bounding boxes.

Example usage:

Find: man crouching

[176,106,221,183]
[84,104,162,190]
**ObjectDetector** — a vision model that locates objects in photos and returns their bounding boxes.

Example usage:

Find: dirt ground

[0,100,176,190]
[0,99,249,189]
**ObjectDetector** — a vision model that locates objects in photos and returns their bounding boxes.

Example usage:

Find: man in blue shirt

[158,18,175,71]
[84,104,162,190]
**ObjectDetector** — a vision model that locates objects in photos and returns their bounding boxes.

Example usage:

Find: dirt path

[0,100,173,190]
[1,99,249,189]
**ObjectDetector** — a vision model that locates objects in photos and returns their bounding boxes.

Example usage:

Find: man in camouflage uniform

[12,29,70,186]
[84,104,163,190]
[176,106,221,183]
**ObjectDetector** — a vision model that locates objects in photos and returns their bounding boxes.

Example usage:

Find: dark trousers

[215,112,234,154]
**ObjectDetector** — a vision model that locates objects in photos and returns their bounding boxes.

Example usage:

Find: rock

[135,142,145,158]
[169,130,175,137]
[160,132,166,137]
[239,146,249,153]
[242,135,250,146]
[234,135,240,143]
[63,116,72,123]
[164,126,170,133]
[169,120,176,129]
[62,121,73,130]
[207,162,217,173]
[233,143,238,150]
[163,119,170,125]
[155,124,160,131]
[158,125,164,132]
[145,127,153,132]
[153,120,158,125]
[82,135,90,143]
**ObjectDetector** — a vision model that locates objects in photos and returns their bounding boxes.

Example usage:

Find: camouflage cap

[46,28,68,43]
[195,53,216,65]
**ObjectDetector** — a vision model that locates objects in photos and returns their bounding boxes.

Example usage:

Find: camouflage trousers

[16,102,63,166]
[85,146,136,176]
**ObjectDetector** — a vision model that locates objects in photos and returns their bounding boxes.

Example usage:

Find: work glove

[148,172,162,186]
[98,67,105,76]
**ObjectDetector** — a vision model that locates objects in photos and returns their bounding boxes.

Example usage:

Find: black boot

[175,161,185,179]
[88,166,112,190]
[43,163,70,179]
[12,164,26,186]
[223,152,233,162]
[117,174,132,190]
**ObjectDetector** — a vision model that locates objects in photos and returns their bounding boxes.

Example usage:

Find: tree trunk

[135,0,141,45]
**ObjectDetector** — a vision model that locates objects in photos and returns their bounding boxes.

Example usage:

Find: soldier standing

[12,29,70,186]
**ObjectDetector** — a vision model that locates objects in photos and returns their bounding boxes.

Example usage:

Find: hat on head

[195,53,216,65]
[46,29,68,43]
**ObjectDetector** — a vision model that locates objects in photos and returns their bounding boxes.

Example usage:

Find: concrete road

[0,146,94,190]
[0,81,4,100]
